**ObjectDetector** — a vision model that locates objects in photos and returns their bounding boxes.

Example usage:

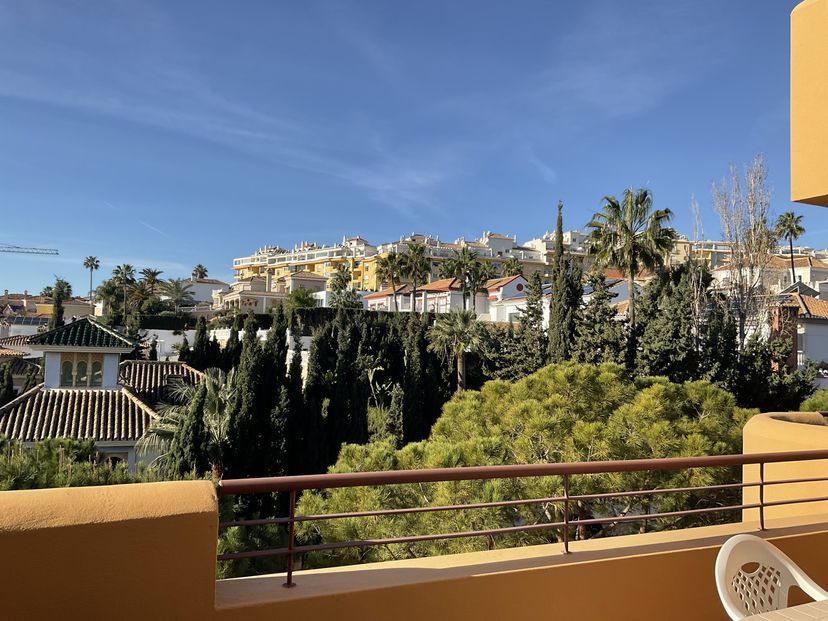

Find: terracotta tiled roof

[768,256,828,269]
[29,317,136,350]
[0,335,31,348]
[787,294,828,320]
[364,285,407,301]
[420,278,463,292]
[285,271,327,280]
[0,385,156,442]
[484,275,521,291]
[0,346,25,358]
[603,268,651,281]
[613,300,630,316]
[120,360,205,406]
[190,278,229,286]
[484,233,514,240]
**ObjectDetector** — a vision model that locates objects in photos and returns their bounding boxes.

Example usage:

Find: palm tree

[192,264,208,279]
[376,252,404,312]
[129,280,153,313]
[162,278,195,314]
[402,243,430,312]
[83,256,100,307]
[775,212,806,286]
[137,368,235,480]
[112,264,136,316]
[140,268,164,296]
[500,256,523,277]
[427,310,482,391]
[585,188,676,330]
[466,261,496,315]
[439,246,479,311]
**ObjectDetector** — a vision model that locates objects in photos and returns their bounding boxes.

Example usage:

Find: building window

[59,353,105,388]
[91,361,103,387]
[60,361,74,387]
[76,361,88,386]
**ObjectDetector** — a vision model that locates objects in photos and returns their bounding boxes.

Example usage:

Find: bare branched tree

[712,155,777,349]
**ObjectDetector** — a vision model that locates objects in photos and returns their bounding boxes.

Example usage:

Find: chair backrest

[715,534,827,620]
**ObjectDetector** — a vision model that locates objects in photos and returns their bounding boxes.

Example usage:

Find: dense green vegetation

[295,363,754,567]
[0,438,159,490]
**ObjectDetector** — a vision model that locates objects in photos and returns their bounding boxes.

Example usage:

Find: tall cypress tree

[636,269,698,382]
[178,335,191,364]
[548,202,581,362]
[190,316,210,370]
[304,322,337,468]
[519,270,547,373]
[167,382,208,476]
[402,312,427,442]
[0,364,14,407]
[48,279,66,330]
[226,313,269,480]
[286,328,307,473]
[573,274,626,365]
[21,366,38,394]
[223,320,242,371]
[262,305,289,384]
[147,338,158,361]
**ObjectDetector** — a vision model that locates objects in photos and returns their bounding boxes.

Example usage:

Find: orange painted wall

[743,412,828,521]
[2,478,828,621]
[0,481,218,620]
[791,0,828,206]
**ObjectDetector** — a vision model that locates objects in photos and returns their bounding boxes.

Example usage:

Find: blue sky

[0,0,820,294]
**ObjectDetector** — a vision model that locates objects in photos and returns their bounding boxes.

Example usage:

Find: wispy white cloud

[0,2,455,217]
[525,146,559,185]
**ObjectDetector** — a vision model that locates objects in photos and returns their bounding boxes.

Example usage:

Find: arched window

[90,361,103,387]
[61,361,74,387]
[76,361,88,387]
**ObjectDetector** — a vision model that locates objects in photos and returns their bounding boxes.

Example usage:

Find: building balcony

[2,412,828,620]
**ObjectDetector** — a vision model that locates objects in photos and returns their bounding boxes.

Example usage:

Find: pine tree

[573,274,627,365]
[167,382,208,476]
[0,364,14,407]
[548,202,581,362]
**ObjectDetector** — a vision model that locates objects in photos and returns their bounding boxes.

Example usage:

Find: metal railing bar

[219,495,569,529]
[218,520,569,561]
[570,503,760,528]
[219,482,760,530]
[569,481,753,502]
[217,449,828,496]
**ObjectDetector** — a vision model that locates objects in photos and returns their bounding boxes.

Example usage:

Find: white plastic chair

[715,534,828,620]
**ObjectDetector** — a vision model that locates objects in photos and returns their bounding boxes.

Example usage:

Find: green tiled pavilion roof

[29,317,137,350]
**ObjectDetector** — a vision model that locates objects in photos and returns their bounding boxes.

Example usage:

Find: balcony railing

[216,449,828,586]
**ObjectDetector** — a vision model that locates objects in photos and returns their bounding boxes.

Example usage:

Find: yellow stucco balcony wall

[3,411,828,621]
[791,0,828,206]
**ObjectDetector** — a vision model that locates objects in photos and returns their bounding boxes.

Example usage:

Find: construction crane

[0,244,59,256]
